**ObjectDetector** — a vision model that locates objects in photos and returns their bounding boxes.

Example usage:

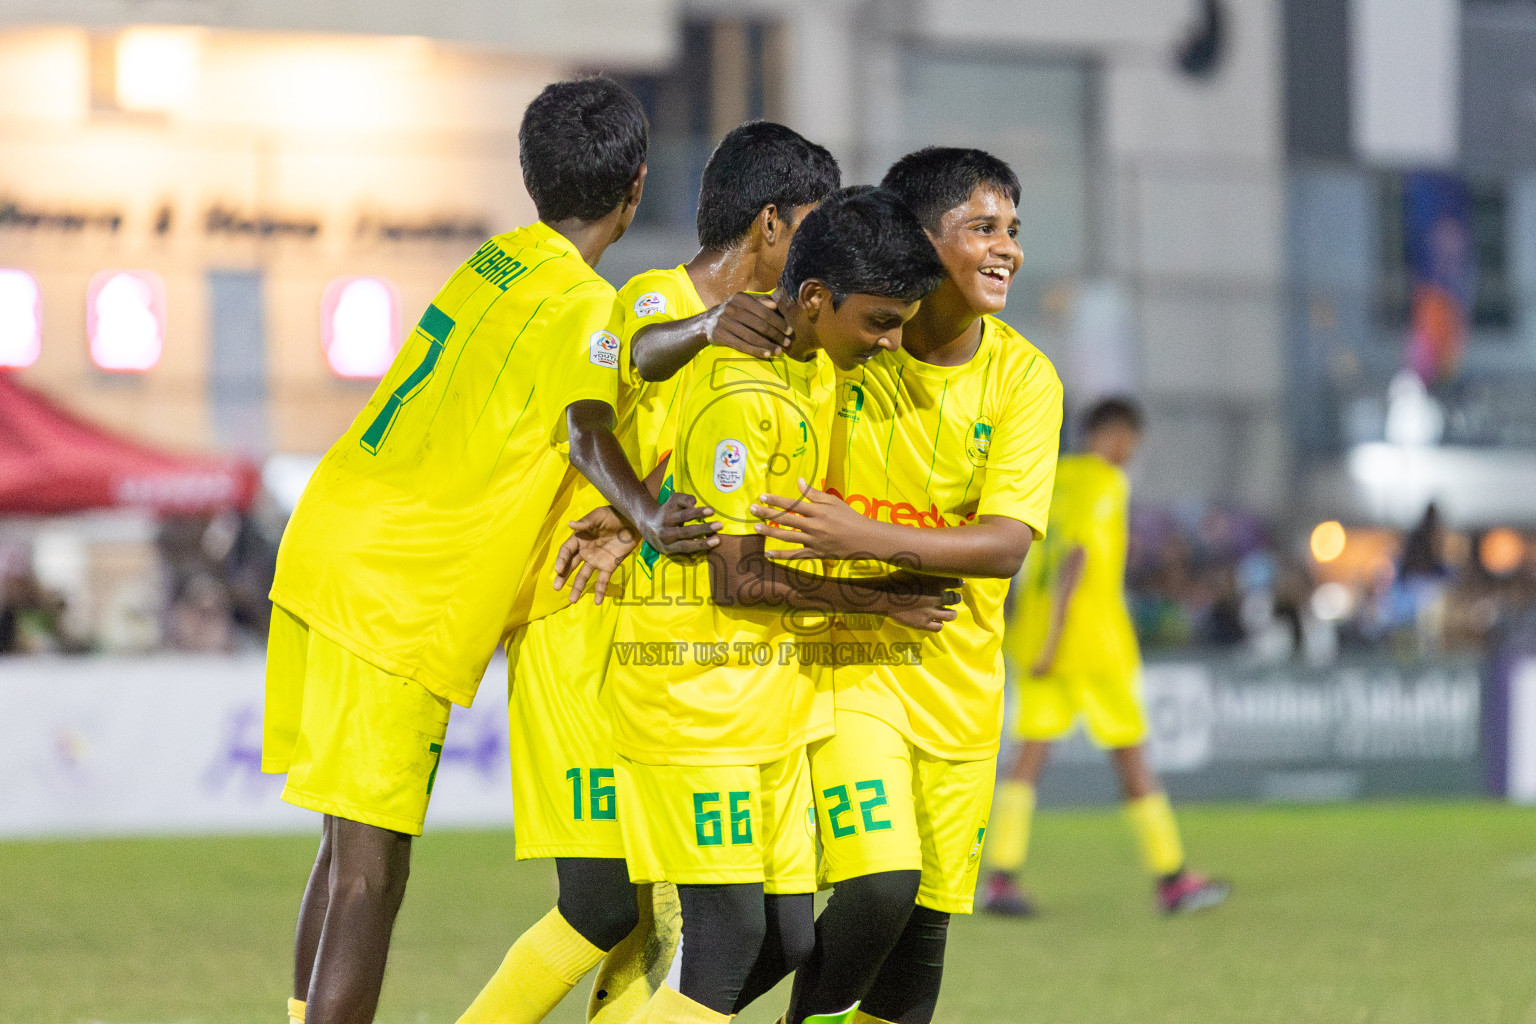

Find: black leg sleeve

[677,882,769,1015]
[786,870,921,1024]
[858,906,950,1024]
[732,892,816,1013]
[555,857,641,952]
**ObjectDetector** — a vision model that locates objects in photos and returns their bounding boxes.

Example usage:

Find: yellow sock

[588,882,683,1023]
[457,908,605,1024]
[287,998,305,1024]
[631,985,730,1024]
[1125,792,1185,877]
[804,1007,862,1023]
[982,780,1035,873]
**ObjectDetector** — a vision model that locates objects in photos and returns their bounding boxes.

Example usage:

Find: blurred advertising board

[0,652,1521,838]
[1034,656,1490,806]
[0,655,511,839]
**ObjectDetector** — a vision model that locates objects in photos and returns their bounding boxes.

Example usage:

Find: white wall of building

[1350,0,1459,167]
[0,0,679,66]
[714,0,1290,509]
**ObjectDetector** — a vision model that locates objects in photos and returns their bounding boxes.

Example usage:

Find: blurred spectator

[158,512,277,650]
[1401,502,1449,580]
[0,549,74,654]
[166,572,235,653]
[1362,503,1453,656]
[1127,501,1283,652]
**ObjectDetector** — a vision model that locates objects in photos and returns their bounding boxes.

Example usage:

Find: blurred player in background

[753,148,1063,1024]
[983,397,1230,917]
[261,77,718,1024]
[455,119,840,1024]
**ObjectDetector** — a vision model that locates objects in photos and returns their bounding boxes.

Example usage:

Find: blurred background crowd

[8,498,1533,663]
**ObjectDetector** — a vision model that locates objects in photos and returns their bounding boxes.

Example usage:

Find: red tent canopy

[0,374,259,516]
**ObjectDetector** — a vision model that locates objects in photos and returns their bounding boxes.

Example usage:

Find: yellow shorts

[262,605,452,836]
[809,709,995,914]
[1010,663,1149,748]
[615,750,817,893]
[506,599,624,860]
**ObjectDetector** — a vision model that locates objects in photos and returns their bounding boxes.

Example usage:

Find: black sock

[787,870,921,1023]
[732,892,815,1012]
[858,906,950,1024]
[554,857,640,951]
[677,883,769,1015]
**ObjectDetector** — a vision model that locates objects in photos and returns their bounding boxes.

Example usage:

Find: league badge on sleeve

[713,439,746,493]
[634,292,668,318]
[589,329,621,368]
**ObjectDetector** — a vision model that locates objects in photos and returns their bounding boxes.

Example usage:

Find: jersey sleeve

[976,354,1064,539]
[1073,472,1128,560]
[547,284,623,413]
[616,274,696,389]
[675,387,782,535]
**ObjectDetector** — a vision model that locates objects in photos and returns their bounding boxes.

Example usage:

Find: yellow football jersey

[504,265,708,631]
[270,222,620,707]
[608,344,836,767]
[829,316,1063,761]
[616,265,708,475]
[1007,452,1140,680]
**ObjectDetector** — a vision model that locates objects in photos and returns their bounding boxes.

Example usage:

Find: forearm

[724,557,902,617]
[840,515,1032,578]
[711,536,926,618]
[568,411,653,529]
[631,314,711,382]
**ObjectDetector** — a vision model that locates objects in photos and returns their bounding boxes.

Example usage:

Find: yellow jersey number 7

[360,304,455,454]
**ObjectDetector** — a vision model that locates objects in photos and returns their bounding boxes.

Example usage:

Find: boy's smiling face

[928,185,1023,316]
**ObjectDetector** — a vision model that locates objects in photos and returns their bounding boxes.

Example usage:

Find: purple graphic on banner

[202,700,508,799]
[203,704,283,798]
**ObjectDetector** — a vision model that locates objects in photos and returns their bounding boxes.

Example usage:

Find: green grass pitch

[4,802,1535,1024]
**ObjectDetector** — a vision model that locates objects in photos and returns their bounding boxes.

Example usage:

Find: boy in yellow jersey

[567,189,955,1024]
[262,79,720,1024]
[750,149,1063,1024]
[983,397,1230,917]
[454,121,840,1024]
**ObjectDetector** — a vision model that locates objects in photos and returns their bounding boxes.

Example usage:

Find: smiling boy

[751,149,1064,1024]
[605,188,954,1024]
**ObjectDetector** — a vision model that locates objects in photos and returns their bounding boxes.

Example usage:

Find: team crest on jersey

[966,417,993,467]
[714,439,746,492]
[839,381,865,420]
[589,329,620,368]
[968,822,988,866]
[634,291,668,318]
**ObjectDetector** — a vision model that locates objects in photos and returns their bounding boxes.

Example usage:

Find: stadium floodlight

[322,276,400,379]
[1480,527,1525,577]
[1310,520,1347,563]
[88,270,166,372]
[0,269,41,369]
